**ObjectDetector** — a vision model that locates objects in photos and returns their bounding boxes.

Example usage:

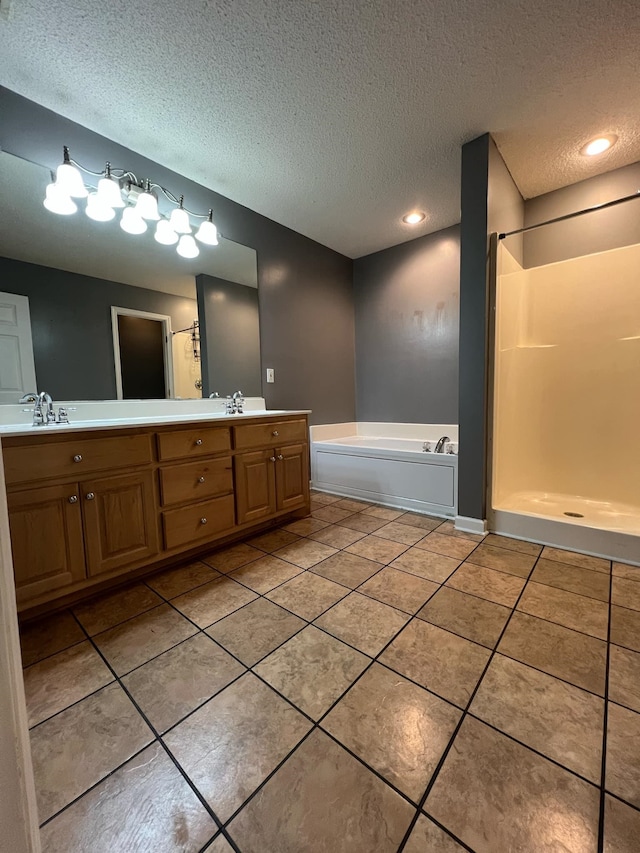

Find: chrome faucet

[33,391,55,426]
[434,435,450,454]
[232,390,244,414]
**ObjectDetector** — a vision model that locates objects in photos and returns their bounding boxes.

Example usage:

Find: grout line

[603,788,640,816]
[597,562,614,853]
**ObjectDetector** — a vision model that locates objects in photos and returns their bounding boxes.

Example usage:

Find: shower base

[491,491,640,566]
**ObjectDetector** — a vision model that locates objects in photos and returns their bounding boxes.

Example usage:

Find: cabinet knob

[277,454,284,460]
[73,454,83,463]
[198,476,206,483]
[85,492,95,501]
[195,438,203,446]
[200,517,207,525]
[272,430,279,437]
[68,495,78,504]
[269,456,276,462]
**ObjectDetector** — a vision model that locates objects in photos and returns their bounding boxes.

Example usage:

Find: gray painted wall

[353,225,460,424]
[0,87,355,426]
[0,256,196,401]
[524,161,640,268]
[196,275,261,398]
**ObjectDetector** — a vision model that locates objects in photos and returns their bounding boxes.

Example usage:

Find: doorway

[111,307,174,399]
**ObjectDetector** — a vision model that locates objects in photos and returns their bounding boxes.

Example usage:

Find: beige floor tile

[254,626,369,720]
[531,558,611,602]
[165,673,311,821]
[425,716,600,853]
[339,512,389,533]
[247,527,300,552]
[333,497,373,511]
[482,533,542,557]
[606,701,640,808]
[395,511,442,531]
[435,520,485,542]
[471,654,604,782]
[390,547,461,582]
[612,577,640,612]
[542,546,610,574]
[145,561,221,599]
[273,538,338,568]
[23,641,114,728]
[30,682,153,823]
[206,598,305,666]
[171,577,258,628]
[603,794,640,853]
[122,634,244,733]
[346,534,409,564]
[309,490,342,505]
[73,583,162,635]
[323,663,460,801]
[308,523,367,549]
[403,814,467,852]
[359,566,439,614]
[312,504,355,523]
[611,605,640,652]
[229,554,303,593]
[311,551,384,588]
[613,561,640,582]
[375,520,429,545]
[363,505,405,521]
[282,516,331,535]
[416,531,477,560]
[417,586,511,648]
[228,729,413,853]
[201,542,264,573]
[207,835,235,853]
[380,620,490,708]
[517,581,609,639]
[93,604,198,676]
[314,592,409,656]
[39,742,216,853]
[266,571,348,620]
[446,562,525,607]
[19,610,85,667]
[609,644,640,713]
[466,543,536,578]
[498,610,607,695]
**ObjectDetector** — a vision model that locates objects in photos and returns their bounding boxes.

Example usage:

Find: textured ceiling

[1,0,639,258]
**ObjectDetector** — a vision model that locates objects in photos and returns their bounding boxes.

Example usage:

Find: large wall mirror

[0,150,260,403]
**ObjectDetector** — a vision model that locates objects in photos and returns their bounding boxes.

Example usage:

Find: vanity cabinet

[235,442,308,525]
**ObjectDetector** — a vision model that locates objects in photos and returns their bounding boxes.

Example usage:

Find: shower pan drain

[564,511,585,518]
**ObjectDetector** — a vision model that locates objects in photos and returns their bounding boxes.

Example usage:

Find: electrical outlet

[266,368,275,383]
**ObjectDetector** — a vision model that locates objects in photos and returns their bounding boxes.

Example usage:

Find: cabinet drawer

[3,433,153,485]
[157,426,231,461]
[159,457,233,507]
[162,494,235,551]
[234,419,307,450]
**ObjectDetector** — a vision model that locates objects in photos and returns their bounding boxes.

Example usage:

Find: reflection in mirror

[0,150,259,402]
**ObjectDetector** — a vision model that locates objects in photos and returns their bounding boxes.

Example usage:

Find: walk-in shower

[490,197,640,565]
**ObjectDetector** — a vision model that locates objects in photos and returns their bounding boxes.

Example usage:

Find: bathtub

[310,422,459,517]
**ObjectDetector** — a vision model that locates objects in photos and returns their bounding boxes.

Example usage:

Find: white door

[0,292,37,404]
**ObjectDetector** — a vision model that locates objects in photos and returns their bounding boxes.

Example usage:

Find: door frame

[110,307,175,400]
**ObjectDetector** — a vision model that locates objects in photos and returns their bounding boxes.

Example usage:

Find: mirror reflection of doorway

[111,307,173,399]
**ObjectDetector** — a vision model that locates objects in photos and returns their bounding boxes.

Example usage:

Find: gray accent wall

[524,161,640,268]
[353,225,460,424]
[0,256,196,400]
[0,87,355,426]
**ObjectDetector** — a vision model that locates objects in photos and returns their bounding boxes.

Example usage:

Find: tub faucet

[434,435,450,454]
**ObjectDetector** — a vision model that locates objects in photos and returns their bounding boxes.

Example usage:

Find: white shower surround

[310,422,458,517]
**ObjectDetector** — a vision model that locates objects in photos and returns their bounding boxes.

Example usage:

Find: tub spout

[434,435,450,453]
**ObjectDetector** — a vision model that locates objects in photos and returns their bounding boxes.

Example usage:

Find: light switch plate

[266,368,275,383]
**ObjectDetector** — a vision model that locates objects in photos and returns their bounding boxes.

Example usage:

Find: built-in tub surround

[311,423,458,517]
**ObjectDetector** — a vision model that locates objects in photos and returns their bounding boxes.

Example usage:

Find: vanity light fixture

[42,146,220,260]
[581,135,617,156]
[402,211,426,225]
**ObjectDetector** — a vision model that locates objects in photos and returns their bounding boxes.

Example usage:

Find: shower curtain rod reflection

[498,189,640,240]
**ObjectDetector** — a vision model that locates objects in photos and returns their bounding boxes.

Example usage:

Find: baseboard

[455,515,488,535]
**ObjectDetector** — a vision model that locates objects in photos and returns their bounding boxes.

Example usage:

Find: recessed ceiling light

[581,135,617,157]
[402,211,426,225]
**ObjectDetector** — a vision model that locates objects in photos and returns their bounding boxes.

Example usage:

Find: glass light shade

[43,182,78,215]
[169,206,192,234]
[55,162,88,198]
[176,234,199,259]
[96,176,125,208]
[85,192,116,222]
[135,189,160,220]
[154,219,179,245]
[195,218,218,245]
[120,207,147,235]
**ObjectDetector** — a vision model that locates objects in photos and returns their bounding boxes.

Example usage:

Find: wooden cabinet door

[275,443,309,513]
[234,450,277,525]
[7,483,86,605]
[81,470,159,577]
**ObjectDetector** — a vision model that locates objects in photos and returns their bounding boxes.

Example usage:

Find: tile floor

[19,492,640,852]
